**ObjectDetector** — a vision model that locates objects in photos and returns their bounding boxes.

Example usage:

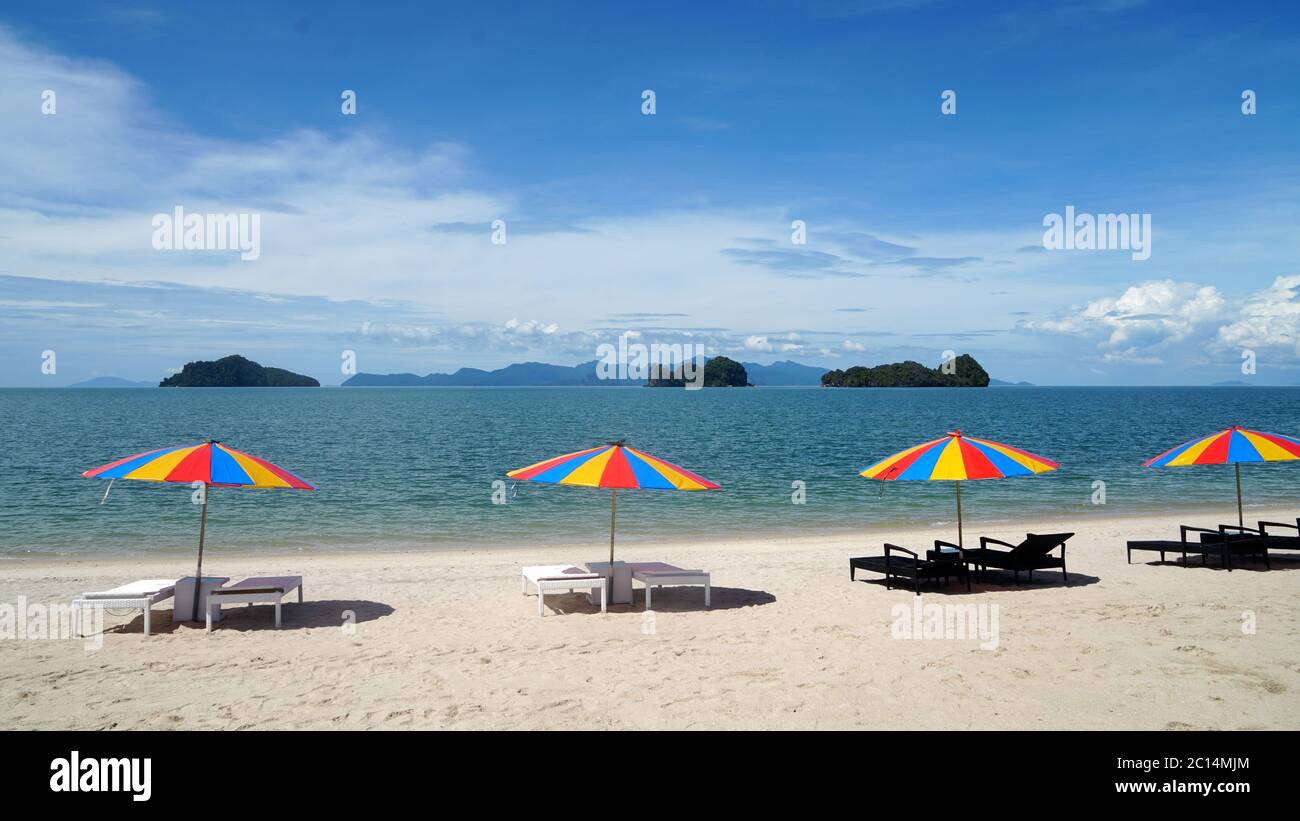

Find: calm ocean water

[1,386,1297,557]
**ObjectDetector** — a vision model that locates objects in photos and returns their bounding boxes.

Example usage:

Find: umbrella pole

[1235,463,1243,529]
[955,480,963,548]
[191,483,209,622]
[609,489,617,566]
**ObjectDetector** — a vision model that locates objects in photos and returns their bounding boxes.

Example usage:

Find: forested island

[821,354,989,387]
[160,355,319,387]
[647,356,751,387]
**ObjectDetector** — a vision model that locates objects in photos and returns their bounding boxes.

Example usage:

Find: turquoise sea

[1,386,1298,557]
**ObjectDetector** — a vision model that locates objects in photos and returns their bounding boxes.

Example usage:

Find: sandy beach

[1,505,1297,731]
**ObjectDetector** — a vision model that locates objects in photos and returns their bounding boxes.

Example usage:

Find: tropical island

[647,356,751,387]
[160,355,319,387]
[821,354,989,387]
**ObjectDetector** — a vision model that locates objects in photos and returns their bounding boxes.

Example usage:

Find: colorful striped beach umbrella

[860,430,1060,547]
[83,440,314,621]
[1143,426,1300,527]
[507,440,719,566]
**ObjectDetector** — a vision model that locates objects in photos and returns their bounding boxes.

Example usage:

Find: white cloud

[1026,276,1300,369]
[1027,279,1225,364]
[842,339,866,352]
[1214,275,1300,355]
[504,318,560,335]
[744,335,774,352]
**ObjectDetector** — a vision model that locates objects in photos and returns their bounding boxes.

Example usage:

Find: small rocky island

[821,354,989,387]
[160,355,319,387]
[647,356,751,387]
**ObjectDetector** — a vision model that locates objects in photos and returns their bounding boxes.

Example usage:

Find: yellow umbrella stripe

[929,438,969,480]
[121,444,203,481]
[973,438,1058,473]
[558,446,620,487]
[217,443,295,488]
[506,445,605,478]
[625,447,714,490]
[1164,435,1223,466]
[1240,430,1298,461]
[859,436,947,479]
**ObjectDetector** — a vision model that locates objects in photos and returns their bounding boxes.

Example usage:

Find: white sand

[1,506,1297,730]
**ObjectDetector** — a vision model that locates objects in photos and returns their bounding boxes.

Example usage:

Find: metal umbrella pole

[609,488,618,565]
[955,480,963,548]
[1235,463,1244,529]
[191,482,210,622]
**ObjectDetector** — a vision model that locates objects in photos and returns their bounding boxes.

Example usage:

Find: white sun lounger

[72,579,178,637]
[521,565,607,616]
[629,562,710,610]
[205,576,303,631]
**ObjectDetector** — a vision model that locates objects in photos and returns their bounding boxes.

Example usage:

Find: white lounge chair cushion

[215,575,302,594]
[629,562,706,578]
[523,565,601,584]
[81,579,178,599]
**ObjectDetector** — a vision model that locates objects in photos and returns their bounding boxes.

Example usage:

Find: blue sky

[2,0,1299,385]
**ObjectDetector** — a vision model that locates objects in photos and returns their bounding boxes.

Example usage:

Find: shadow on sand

[853,569,1100,595]
[539,585,776,616]
[103,599,396,635]
[1135,553,1299,573]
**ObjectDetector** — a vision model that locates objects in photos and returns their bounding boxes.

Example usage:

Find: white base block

[173,576,230,623]
[585,561,633,605]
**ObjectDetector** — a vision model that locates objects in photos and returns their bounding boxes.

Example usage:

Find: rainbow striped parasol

[83,441,314,621]
[83,441,314,489]
[507,441,719,567]
[1143,426,1300,526]
[860,430,1060,546]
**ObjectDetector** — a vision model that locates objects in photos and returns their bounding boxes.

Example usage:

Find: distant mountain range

[989,378,1035,386]
[67,376,156,388]
[343,359,829,387]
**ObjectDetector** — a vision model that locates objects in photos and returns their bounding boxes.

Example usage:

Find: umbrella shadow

[539,586,775,616]
[103,599,395,635]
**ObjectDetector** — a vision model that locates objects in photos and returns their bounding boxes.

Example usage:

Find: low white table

[521,565,607,617]
[173,576,230,623]
[585,561,633,605]
[629,562,711,610]
[205,575,303,631]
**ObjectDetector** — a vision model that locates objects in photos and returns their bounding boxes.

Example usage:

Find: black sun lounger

[963,532,1073,585]
[1256,519,1300,552]
[1198,520,1300,554]
[850,542,971,596]
[1127,525,1268,571]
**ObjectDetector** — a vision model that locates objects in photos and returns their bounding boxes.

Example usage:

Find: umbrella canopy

[507,441,719,570]
[84,440,313,621]
[861,430,1059,547]
[1142,425,1300,526]
[507,442,719,491]
[83,441,314,489]
[862,430,1059,481]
